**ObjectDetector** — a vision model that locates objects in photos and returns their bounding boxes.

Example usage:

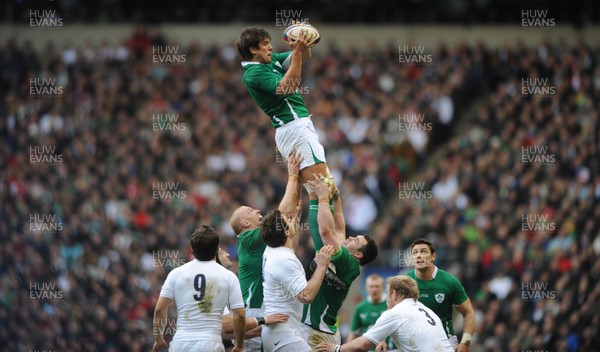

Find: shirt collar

[241,61,260,67]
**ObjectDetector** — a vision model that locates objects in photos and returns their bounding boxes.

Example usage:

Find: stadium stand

[1,26,599,351]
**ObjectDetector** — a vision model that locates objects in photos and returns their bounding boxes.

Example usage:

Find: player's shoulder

[435,268,462,284]
[355,299,371,310]
[406,269,416,278]
[271,51,291,62]
[243,62,269,75]
[238,227,261,243]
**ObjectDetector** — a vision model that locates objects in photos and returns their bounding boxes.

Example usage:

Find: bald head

[230,206,262,235]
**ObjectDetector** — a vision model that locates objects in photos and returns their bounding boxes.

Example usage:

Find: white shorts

[275,118,326,170]
[169,340,224,352]
[262,321,310,352]
[449,335,458,348]
[301,324,340,350]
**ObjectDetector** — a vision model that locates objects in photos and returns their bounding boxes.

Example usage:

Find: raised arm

[297,244,334,304]
[331,186,346,240]
[308,175,344,250]
[276,32,310,95]
[278,151,303,217]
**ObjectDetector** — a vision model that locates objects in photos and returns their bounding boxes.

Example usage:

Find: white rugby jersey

[159,259,244,342]
[363,299,453,352]
[262,246,307,323]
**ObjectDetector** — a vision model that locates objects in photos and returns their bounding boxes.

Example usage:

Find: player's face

[253,37,273,64]
[412,244,435,271]
[343,235,368,255]
[366,278,384,301]
[242,206,262,228]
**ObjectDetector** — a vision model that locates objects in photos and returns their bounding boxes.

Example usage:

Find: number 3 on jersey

[193,274,206,301]
[418,308,436,326]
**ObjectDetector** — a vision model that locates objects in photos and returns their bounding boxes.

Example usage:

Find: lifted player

[238,25,336,211]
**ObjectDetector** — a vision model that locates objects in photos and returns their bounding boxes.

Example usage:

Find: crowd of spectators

[3,1,598,26]
[0,26,599,351]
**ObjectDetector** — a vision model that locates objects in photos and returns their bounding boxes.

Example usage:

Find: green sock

[309,200,324,250]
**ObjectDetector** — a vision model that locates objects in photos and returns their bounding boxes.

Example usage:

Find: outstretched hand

[289,26,312,58]
[265,313,290,326]
[315,244,334,267]
[308,173,330,200]
[316,342,336,352]
[287,150,304,177]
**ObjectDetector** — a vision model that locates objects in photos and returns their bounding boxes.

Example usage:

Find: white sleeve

[362,310,397,345]
[278,258,307,297]
[227,271,245,310]
[159,269,176,299]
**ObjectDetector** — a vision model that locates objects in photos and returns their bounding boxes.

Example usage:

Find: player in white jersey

[317,275,454,352]
[152,225,245,352]
[260,208,335,352]
[217,247,290,348]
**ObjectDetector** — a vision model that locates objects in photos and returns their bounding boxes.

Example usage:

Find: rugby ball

[283,24,321,47]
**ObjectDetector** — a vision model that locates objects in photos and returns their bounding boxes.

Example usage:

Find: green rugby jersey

[242,51,311,128]
[237,228,266,309]
[302,246,360,334]
[350,299,395,351]
[407,267,469,337]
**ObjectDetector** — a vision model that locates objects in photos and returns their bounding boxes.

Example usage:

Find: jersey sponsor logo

[435,293,445,303]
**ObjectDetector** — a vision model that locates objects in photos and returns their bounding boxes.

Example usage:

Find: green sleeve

[244,65,280,94]
[272,51,292,66]
[238,229,265,255]
[350,303,362,331]
[451,276,469,306]
[331,246,351,271]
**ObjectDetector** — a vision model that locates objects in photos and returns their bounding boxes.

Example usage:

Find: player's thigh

[169,340,224,352]
[276,339,311,352]
[275,119,326,171]
[263,327,309,352]
[299,163,328,185]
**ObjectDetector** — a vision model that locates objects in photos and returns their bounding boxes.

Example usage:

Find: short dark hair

[410,238,435,254]
[260,209,287,248]
[191,225,219,261]
[358,235,378,266]
[237,26,271,61]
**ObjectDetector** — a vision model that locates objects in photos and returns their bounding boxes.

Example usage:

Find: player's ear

[353,252,364,260]
[240,219,249,229]
[249,46,259,55]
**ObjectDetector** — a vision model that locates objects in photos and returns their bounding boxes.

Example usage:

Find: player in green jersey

[406,238,475,352]
[349,274,397,352]
[300,174,379,349]
[228,152,304,350]
[237,26,336,211]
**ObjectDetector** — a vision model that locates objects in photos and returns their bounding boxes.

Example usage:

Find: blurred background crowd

[1,24,599,352]
[2,0,600,25]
